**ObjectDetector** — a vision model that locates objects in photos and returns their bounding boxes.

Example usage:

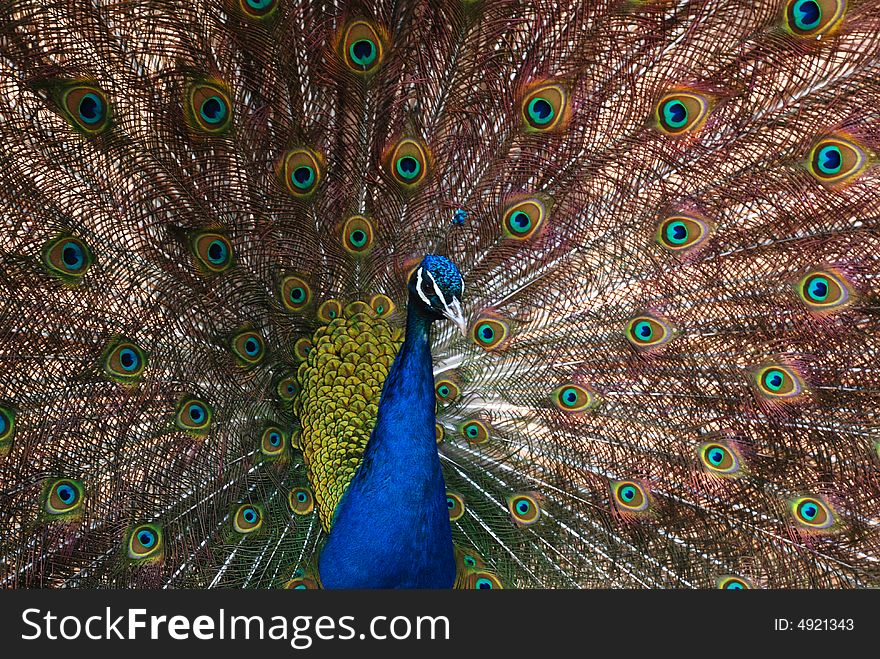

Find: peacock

[1,0,879,590]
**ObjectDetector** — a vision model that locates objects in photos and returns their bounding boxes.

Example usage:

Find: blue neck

[318,301,456,588]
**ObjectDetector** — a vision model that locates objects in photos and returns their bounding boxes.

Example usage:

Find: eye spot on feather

[186,81,233,133]
[460,419,489,445]
[467,571,503,589]
[342,216,374,254]
[317,299,342,323]
[611,480,650,514]
[289,488,315,515]
[435,378,460,403]
[233,504,264,533]
[43,235,94,282]
[281,149,323,197]
[0,406,15,454]
[240,0,277,19]
[127,524,163,561]
[62,85,111,134]
[521,82,568,132]
[44,478,84,516]
[655,91,710,136]
[807,136,867,185]
[698,440,743,476]
[435,423,444,444]
[754,365,804,400]
[276,374,299,402]
[716,575,752,590]
[103,340,146,383]
[341,21,385,73]
[507,493,541,526]
[175,397,212,434]
[370,294,394,318]
[657,215,710,252]
[386,138,430,187]
[261,425,286,457]
[446,492,465,521]
[279,275,311,312]
[552,384,597,413]
[784,0,846,37]
[231,330,266,366]
[797,270,850,311]
[789,496,836,532]
[626,315,672,350]
[502,198,546,240]
[471,317,509,351]
[294,338,313,361]
[191,232,233,274]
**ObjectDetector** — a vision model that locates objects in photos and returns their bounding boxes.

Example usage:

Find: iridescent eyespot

[233,504,264,534]
[797,270,851,311]
[127,524,163,561]
[435,379,460,403]
[784,0,846,37]
[698,440,742,476]
[521,82,568,132]
[61,85,111,134]
[0,406,15,454]
[42,235,94,282]
[279,275,311,312]
[288,488,315,515]
[552,384,597,413]
[186,82,233,134]
[45,478,84,516]
[342,216,375,254]
[240,0,277,19]
[317,299,342,323]
[455,548,486,571]
[231,330,266,366]
[626,315,673,350]
[807,136,867,185]
[471,317,509,351]
[446,492,465,521]
[790,496,836,531]
[611,480,650,513]
[261,425,286,457]
[281,148,323,197]
[467,571,503,590]
[655,91,710,136]
[717,575,752,590]
[294,338,313,361]
[284,574,320,589]
[341,20,385,73]
[657,215,710,252]
[277,374,299,402]
[754,365,804,400]
[175,397,212,434]
[103,340,146,383]
[386,138,430,187]
[435,423,445,444]
[502,198,547,240]
[191,232,233,274]
[461,419,490,445]
[507,493,541,526]
[370,294,394,318]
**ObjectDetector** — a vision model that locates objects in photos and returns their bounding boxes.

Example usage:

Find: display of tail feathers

[1,0,879,589]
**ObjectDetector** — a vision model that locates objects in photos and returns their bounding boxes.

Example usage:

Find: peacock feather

[1,0,879,589]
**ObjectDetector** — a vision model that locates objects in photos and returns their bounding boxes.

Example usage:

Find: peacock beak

[442,299,468,337]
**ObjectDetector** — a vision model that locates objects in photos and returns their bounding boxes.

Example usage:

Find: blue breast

[318,306,456,588]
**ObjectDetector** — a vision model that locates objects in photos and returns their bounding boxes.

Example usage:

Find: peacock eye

[42,235,95,282]
[281,149,323,197]
[233,504,264,533]
[231,330,266,366]
[240,0,277,19]
[552,384,597,413]
[103,340,146,383]
[261,425,286,456]
[191,232,233,274]
[657,215,710,251]
[446,492,465,521]
[0,407,15,452]
[175,397,212,434]
[471,317,509,351]
[342,216,375,254]
[435,423,444,444]
[187,82,233,133]
[521,82,568,132]
[435,379,460,403]
[502,198,547,240]
[784,0,846,37]
[387,138,430,187]
[460,419,490,445]
[507,493,541,526]
[45,478,84,515]
[790,496,836,531]
[317,299,343,323]
[611,480,650,513]
[698,441,742,476]
[62,85,111,134]
[277,374,299,402]
[469,571,503,590]
[288,487,315,515]
[279,275,311,311]
[626,315,672,350]
[655,91,710,136]
[294,338,313,361]
[797,270,850,311]
[128,524,163,560]
[807,136,867,185]
[370,294,394,318]
[717,575,752,590]
[341,21,385,73]
[755,364,804,400]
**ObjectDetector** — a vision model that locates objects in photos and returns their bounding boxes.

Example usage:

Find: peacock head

[409,254,466,335]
